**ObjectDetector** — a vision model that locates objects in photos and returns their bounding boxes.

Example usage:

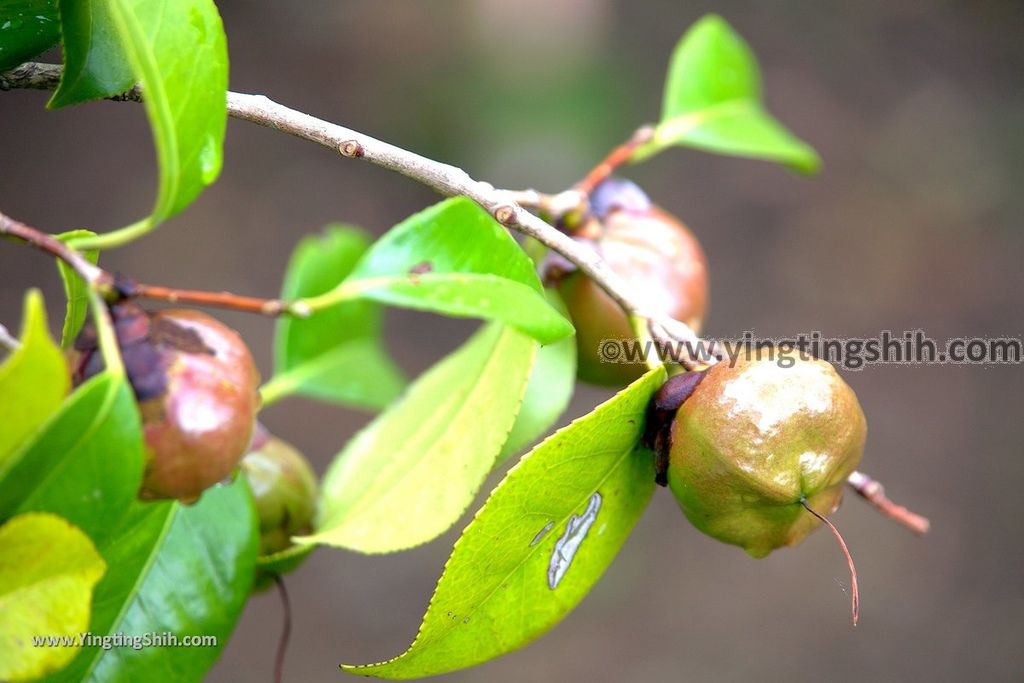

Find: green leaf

[635,14,820,173]
[266,226,404,410]
[303,323,537,554]
[0,372,145,549]
[498,289,576,462]
[349,368,666,679]
[0,0,60,71]
[48,1,132,107]
[0,290,69,469]
[305,198,574,345]
[45,477,259,682]
[55,230,100,348]
[52,0,229,239]
[0,512,106,683]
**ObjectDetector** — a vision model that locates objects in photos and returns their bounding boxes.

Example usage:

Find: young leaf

[498,290,577,462]
[302,323,537,554]
[635,14,821,173]
[52,0,229,239]
[55,230,99,348]
[0,0,60,71]
[267,225,404,410]
[0,290,69,469]
[45,477,259,683]
[0,373,145,549]
[0,512,106,683]
[348,367,666,679]
[304,198,574,345]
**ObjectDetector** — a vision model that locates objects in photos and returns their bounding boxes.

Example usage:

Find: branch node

[339,140,364,158]
[493,204,518,226]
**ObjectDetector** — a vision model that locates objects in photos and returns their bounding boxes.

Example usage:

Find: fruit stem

[86,287,126,378]
[272,574,292,683]
[575,125,656,196]
[847,470,930,535]
[801,500,859,626]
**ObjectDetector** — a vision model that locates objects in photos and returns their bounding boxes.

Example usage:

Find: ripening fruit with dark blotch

[242,424,318,556]
[554,177,708,386]
[654,355,865,558]
[73,302,260,503]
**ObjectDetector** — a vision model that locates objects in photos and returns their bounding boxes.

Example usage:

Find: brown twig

[847,470,931,536]
[128,283,309,317]
[1,210,307,318]
[1,211,110,290]
[575,125,656,196]
[802,500,860,626]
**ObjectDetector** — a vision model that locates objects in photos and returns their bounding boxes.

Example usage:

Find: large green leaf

[55,230,100,348]
[0,372,144,549]
[303,199,574,345]
[46,477,259,682]
[634,14,820,173]
[0,0,60,71]
[0,512,106,683]
[266,225,404,410]
[349,367,665,679]
[0,290,69,468]
[302,323,537,554]
[498,289,576,461]
[53,0,229,241]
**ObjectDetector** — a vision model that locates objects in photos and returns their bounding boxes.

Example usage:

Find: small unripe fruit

[74,303,260,503]
[666,356,865,557]
[242,425,318,556]
[555,177,708,386]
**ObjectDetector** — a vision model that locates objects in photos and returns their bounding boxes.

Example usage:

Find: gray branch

[1,61,704,356]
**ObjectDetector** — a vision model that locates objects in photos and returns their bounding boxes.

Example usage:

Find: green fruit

[73,303,260,503]
[242,426,318,557]
[556,177,708,386]
[666,356,865,557]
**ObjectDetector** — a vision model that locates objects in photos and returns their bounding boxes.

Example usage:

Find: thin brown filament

[272,574,292,683]
[802,500,860,626]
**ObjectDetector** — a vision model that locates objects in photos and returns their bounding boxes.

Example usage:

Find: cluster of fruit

[70,177,866,570]
[556,177,866,559]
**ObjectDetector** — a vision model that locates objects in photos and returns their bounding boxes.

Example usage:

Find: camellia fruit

[242,424,318,556]
[74,302,260,503]
[658,355,865,558]
[554,177,708,386]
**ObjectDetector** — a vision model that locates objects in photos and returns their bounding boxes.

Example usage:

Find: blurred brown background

[2,1,1022,681]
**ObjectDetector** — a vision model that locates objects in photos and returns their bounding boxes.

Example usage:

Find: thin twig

[129,283,310,317]
[0,210,109,289]
[847,470,930,535]
[575,125,656,195]
[802,500,860,626]
[1,210,306,317]
[1,62,706,358]
[272,574,292,683]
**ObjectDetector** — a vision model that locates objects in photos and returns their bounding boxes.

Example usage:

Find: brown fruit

[555,177,708,386]
[74,303,260,503]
